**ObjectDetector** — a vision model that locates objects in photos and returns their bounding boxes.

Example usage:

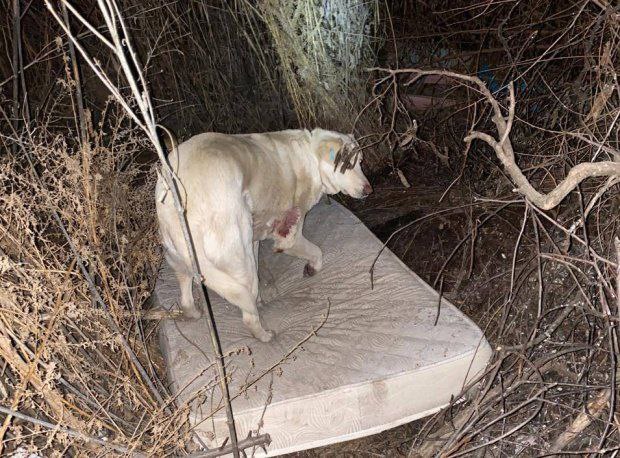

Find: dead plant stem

[44,1,243,454]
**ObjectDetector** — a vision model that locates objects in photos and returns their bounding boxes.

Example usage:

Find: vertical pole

[61,2,88,146]
[10,0,21,154]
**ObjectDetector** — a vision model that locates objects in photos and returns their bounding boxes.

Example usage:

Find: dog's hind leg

[202,264,274,342]
[200,202,273,342]
[166,254,202,319]
[231,283,273,342]
[175,271,203,319]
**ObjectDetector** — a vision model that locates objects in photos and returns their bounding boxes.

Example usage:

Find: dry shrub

[258,0,380,129]
[0,88,193,455]
[365,1,620,455]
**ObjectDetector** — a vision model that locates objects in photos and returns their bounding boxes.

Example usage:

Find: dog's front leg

[273,212,323,277]
[282,235,323,277]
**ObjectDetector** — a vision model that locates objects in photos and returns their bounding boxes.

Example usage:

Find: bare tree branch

[369,67,620,211]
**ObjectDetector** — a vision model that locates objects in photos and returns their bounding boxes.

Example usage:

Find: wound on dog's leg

[273,207,301,238]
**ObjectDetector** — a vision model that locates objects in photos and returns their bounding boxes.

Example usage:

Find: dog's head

[311,129,372,199]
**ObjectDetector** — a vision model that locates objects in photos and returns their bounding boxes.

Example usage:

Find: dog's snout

[362,183,373,196]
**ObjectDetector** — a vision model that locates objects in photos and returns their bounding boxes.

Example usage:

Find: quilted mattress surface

[156,199,492,456]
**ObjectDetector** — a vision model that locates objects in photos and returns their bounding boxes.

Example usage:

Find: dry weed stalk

[43,0,251,455]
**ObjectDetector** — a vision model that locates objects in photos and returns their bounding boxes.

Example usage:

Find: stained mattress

[155,199,492,456]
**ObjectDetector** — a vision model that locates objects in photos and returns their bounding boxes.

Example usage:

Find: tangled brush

[0,92,200,454]
[258,0,379,127]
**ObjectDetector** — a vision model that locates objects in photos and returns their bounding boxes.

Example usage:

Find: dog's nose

[362,183,373,196]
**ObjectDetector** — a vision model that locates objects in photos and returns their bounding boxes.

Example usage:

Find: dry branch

[370,67,620,211]
[550,387,611,453]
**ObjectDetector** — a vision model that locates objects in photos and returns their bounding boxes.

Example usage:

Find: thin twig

[0,405,142,456]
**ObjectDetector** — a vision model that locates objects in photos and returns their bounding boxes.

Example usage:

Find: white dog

[155,128,372,342]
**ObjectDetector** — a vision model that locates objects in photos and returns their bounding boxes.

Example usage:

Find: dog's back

[157,130,316,236]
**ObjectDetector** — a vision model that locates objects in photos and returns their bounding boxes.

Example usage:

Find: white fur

[155,128,371,341]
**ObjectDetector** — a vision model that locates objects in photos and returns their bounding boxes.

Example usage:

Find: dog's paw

[255,329,275,342]
[303,263,317,277]
[181,307,202,320]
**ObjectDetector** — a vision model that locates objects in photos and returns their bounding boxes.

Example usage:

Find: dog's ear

[317,138,344,165]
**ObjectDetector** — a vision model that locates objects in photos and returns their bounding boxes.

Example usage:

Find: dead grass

[257,0,379,129]
[0,86,192,454]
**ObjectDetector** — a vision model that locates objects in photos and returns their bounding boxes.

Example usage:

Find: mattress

[155,199,492,456]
